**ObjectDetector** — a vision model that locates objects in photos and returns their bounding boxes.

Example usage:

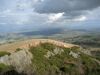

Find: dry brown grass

[0,39,79,53]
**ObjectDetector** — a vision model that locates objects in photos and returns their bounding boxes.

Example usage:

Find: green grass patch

[15,48,22,52]
[80,53,100,75]
[40,43,56,51]
[0,51,11,57]
[0,63,13,72]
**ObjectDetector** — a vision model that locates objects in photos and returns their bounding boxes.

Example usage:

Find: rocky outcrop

[69,51,79,58]
[0,49,33,75]
[44,47,64,58]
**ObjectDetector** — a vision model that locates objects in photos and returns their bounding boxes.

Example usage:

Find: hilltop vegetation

[0,41,100,75]
[0,51,11,57]
[29,43,100,75]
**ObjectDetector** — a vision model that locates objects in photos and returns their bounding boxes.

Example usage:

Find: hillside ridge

[0,39,100,75]
[0,39,79,53]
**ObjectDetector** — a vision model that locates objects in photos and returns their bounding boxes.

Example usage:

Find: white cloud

[0,0,100,32]
[48,12,64,23]
[73,16,87,21]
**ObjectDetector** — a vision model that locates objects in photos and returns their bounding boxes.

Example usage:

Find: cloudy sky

[0,0,100,32]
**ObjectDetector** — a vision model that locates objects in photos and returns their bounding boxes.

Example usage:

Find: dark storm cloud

[34,0,100,18]
[35,0,100,13]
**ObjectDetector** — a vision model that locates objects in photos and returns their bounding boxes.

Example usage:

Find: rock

[53,48,64,55]
[69,51,79,58]
[0,49,33,75]
[44,51,54,58]
[44,48,64,58]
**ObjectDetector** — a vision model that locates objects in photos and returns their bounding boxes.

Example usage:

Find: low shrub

[0,51,11,57]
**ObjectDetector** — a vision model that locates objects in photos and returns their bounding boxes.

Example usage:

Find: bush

[40,43,55,51]
[71,46,80,51]
[0,51,11,57]
[15,48,22,52]
[0,63,12,72]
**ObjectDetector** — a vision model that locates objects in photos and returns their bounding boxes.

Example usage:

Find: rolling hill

[0,39,99,75]
[0,39,78,53]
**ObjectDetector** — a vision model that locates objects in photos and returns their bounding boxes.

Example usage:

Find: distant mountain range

[19,28,64,36]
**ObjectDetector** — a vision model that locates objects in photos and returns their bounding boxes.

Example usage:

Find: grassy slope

[29,43,100,75]
[0,40,100,75]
